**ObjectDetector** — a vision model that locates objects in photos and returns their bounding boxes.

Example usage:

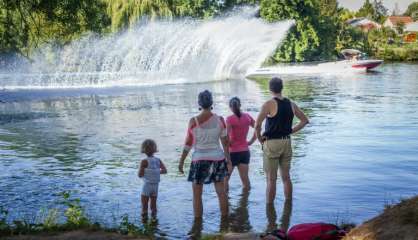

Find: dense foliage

[0,0,416,62]
[0,0,109,57]
[356,0,387,23]
[106,0,258,31]
[404,2,418,21]
[260,0,324,62]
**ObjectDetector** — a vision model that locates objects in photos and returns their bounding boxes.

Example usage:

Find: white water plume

[1,8,293,89]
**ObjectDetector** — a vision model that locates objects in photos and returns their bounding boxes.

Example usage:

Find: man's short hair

[269,77,283,93]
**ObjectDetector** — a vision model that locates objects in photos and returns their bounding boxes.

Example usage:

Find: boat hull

[244,60,383,79]
[351,60,383,70]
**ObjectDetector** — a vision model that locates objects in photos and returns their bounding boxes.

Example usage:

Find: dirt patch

[223,232,258,240]
[2,230,149,240]
[343,196,418,240]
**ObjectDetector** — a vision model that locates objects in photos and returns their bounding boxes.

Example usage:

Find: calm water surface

[1,63,418,238]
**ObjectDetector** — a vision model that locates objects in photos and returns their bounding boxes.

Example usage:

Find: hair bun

[198,90,213,109]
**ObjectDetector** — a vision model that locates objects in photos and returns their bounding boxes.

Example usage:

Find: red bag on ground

[287,223,346,240]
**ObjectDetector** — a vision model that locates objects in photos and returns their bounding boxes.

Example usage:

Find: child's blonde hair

[141,139,157,157]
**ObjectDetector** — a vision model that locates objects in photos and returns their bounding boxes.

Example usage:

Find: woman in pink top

[225,97,256,191]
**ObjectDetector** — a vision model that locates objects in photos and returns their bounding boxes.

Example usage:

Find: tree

[355,0,387,23]
[106,0,174,32]
[317,0,340,59]
[260,0,337,62]
[0,0,110,57]
[404,2,418,21]
[395,21,405,34]
[338,8,356,22]
[356,0,375,19]
[106,0,256,32]
[372,0,387,23]
[336,7,369,54]
[367,27,397,51]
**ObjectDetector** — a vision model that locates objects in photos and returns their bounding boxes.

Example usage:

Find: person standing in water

[225,97,257,191]
[255,77,309,203]
[138,139,167,218]
[178,90,231,219]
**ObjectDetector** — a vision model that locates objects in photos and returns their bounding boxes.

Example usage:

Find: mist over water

[0,8,293,89]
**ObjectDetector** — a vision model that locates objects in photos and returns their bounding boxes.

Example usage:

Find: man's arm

[291,102,309,134]
[255,102,270,143]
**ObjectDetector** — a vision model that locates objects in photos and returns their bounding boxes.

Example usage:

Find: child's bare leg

[150,196,157,217]
[141,195,149,217]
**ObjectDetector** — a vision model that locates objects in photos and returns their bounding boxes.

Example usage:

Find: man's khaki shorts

[263,139,292,174]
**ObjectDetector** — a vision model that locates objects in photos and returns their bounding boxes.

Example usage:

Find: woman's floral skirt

[188,160,228,184]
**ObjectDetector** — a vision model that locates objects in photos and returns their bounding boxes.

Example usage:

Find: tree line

[0,0,417,62]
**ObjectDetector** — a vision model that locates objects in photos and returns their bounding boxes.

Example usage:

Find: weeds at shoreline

[0,192,150,238]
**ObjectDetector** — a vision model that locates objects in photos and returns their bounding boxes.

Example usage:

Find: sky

[338,0,415,13]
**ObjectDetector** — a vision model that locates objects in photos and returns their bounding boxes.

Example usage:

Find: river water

[0,63,418,238]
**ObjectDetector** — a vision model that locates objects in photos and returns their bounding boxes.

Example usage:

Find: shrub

[61,191,91,228]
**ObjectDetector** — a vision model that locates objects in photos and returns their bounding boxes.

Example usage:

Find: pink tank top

[226,113,254,153]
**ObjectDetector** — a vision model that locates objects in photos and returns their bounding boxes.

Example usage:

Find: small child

[138,139,167,218]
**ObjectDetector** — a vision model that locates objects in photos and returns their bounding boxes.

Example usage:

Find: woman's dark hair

[141,139,157,157]
[198,90,213,109]
[229,97,241,118]
[269,77,283,93]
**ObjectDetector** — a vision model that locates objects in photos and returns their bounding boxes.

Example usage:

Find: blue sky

[338,0,415,13]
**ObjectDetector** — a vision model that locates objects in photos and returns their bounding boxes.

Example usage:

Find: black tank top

[263,97,294,139]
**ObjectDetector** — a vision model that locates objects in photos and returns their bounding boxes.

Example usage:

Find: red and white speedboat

[318,49,383,71]
[245,49,383,79]
[351,59,384,70]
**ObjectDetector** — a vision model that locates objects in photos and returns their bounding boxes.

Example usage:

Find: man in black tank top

[255,77,309,205]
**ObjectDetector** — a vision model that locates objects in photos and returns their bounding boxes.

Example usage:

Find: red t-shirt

[226,113,255,153]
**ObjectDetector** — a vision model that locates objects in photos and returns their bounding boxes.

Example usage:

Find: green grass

[0,192,153,238]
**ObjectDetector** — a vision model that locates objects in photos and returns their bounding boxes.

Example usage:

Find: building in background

[384,16,413,31]
[347,17,381,32]
[404,22,418,42]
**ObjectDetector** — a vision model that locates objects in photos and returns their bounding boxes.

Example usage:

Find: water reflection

[188,217,203,240]
[266,199,292,232]
[280,199,292,232]
[229,190,251,233]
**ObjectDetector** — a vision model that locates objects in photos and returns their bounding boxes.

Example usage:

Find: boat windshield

[341,49,365,60]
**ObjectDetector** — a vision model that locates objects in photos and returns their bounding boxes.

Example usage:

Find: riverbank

[374,43,418,61]
[2,196,417,240]
[2,230,147,240]
[343,195,418,240]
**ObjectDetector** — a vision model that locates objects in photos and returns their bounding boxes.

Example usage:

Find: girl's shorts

[230,151,250,166]
[142,182,159,197]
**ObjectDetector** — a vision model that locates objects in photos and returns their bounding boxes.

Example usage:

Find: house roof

[405,22,418,32]
[347,18,381,28]
[386,16,413,25]
[346,18,365,25]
